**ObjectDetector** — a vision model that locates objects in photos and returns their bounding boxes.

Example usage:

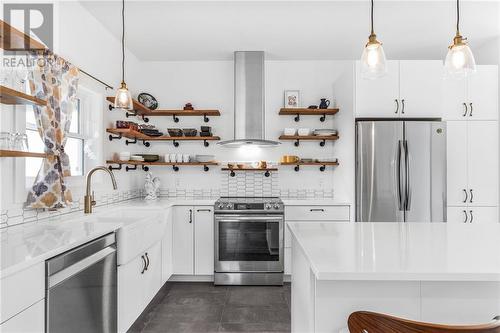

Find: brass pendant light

[360,0,387,79]
[445,0,476,77]
[114,0,132,109]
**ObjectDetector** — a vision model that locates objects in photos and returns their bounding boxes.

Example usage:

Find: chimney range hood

[218,51,280,147]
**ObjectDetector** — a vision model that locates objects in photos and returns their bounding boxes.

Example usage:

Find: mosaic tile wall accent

[220,171,280,197]
[1,188,143,229]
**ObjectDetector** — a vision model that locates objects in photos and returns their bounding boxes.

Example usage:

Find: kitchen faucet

[84,166,118,214]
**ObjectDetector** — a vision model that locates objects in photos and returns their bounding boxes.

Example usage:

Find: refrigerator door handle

[397,140,404,211]
[404,140,412,211]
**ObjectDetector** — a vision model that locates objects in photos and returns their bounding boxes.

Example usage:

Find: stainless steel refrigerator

[355,120,447,222]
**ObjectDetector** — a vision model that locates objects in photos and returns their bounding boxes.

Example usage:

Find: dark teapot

[319,98,330,109]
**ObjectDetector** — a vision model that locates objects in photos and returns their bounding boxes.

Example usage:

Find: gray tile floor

[129,282,291,333]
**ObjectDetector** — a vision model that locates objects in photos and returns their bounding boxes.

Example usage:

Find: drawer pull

[310,209,325,212]
[197,209,212,212]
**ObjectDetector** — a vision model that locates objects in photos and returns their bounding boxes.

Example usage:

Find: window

[26,98,85,177]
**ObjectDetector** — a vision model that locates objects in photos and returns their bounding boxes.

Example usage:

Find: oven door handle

[216,216,283,222]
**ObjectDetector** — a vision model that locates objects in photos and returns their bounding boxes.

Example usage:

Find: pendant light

[445,0,476,77]
[114,0,132,109]
[360,0,387,79]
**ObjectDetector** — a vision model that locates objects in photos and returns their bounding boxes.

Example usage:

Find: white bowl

[195,155,215,163]
[297,128,311,136]
[119,152,131,161]
[283,128,296,136]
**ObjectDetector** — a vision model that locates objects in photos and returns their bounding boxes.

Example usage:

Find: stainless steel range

[214,197,284,285]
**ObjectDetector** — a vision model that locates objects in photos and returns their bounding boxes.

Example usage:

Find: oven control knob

[265,204,272,210]
[273,204,280,209]
[217,203,225,209]
[226,203,233,209]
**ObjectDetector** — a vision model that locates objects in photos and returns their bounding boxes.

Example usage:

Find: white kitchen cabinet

[443,65,498,120]
[172,206,194,274]
[194,206,214,275]
[118,241,162,333]
[162,209,173,283]
[0,299,44,333]
[446,121,469,206]
[447,207,498,224]
[355,60,443,118]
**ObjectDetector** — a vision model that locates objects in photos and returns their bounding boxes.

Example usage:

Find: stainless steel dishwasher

[46,233,117,333]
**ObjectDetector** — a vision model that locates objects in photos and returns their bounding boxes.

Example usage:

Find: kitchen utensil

[119,152,131,161]
[183,129,198,137]
[300,158,314,163]
[200,126,211,132]
[168,128,183,137]
[139,129,163,136]
[319,98,330,109]
[137,93,159,110]
[297,128,311,136]
[227,163,235,169]
[316,158,338,163]
[283,128,296,136]
[182,154,190,163]
[195,155,215,163]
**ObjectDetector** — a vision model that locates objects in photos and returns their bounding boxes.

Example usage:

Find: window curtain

[25,51,79,209]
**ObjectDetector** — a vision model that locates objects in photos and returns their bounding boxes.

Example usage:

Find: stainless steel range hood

[218,51,280,147]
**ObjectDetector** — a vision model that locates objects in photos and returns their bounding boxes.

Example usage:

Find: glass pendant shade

[361,34,387,79]
[114,82,132,109]
[445,35,476,78]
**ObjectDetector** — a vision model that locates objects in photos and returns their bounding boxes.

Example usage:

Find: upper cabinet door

[468,65,498,120]
[399,60,443,118]
[442,76,467,120]
[446,121,469,207]
[355,60,400,118]
[467,121,498,206]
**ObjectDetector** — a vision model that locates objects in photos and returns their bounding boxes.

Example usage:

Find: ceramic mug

[176,153,183,163]
[169,153,176,162]
[182,154,190,163]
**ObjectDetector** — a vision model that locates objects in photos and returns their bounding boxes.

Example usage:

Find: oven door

[214,215,284,273]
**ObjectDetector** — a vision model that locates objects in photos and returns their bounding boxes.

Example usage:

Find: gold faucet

[84,166,118,214]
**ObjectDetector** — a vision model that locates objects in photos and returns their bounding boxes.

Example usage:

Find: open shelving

[0,85,47,107]
[280,161,339,172]
[279,135,339,147]
[0,150,46,158]
[106,97,221,123]
[279,108,339,122]
[106,159,218,172]
[106,128,220,147]
[221,167,278,178]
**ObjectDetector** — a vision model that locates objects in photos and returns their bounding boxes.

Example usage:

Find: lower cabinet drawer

[285,205,350,221]
[0,299,44,333]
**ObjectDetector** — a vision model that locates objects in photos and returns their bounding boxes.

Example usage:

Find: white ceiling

[80,1,500,61]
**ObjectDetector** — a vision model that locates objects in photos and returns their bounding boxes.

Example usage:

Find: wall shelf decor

[221,167,278,178]
[106,128,220,147]
[0,150,47,158]
[107,97,221,123]
[278,135,339,147]
[106,160,218,172]
[0,85,47,107]
[279,108,339,122]
[280,161,339,172]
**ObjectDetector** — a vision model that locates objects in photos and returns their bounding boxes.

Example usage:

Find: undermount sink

[96,207,167,265]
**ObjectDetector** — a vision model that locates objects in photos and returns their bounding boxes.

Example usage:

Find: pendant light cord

[456,0,460,35]
[370,0,374,35]
[121,0,125,84]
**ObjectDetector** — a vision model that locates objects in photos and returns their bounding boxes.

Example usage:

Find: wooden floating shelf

[279,108,339,122]
[106,128,220,147]
[1,85,47,106]
[0,150,46,158]
[222,167,278,178]
[106,97,220,122]
[279,135,339,147]
[281,161,339,171]
[0,20,47,51]
[107,160,218,172]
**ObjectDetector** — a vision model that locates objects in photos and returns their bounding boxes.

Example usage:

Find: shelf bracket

[125,138,137,145]
[319,165,326,172]
[320,114,326,122]
[294,165,300,172]
[203,165,209,172]
[141,114,150,123]
[172,140,179,147]
[203,114,210,123]
[264,171,271,177]
[294,114,300,122]
[204,140,209,147]
[294,139,300,147]
[230,171,236,177]
[109,134,122,141]
[108,164,122,171]
[172,165,179,172]
[125,111,137,118]
[143,140,151,147]
[142,165,149,172]
[126,165,137,172]
[173,114,179,123]
[319,139,326,147]
[108,104,114,111]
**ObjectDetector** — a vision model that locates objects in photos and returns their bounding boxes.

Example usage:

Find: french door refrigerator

[355,120,447,222]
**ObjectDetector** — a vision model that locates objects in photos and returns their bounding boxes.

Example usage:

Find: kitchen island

[287,222,500,333]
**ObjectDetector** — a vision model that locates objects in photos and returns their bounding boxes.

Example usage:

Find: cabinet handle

[463,210,468,223]
[394,99,399,114]
[197,209,211,212]
[401,99,405,114]
[145,252,150,270]
[462,189,468,203]
[469,103,473,117]
[141,255,147,274]
[469,189,473,203]
[189,209,193,223]
[310,208,325,212]
[462,103,468,117]
[469,210,474,223]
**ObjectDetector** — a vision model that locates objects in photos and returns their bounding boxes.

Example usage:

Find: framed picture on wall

[284,90,300,108]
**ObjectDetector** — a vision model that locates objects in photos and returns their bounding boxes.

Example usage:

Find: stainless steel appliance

[356,120,446,222]
[214,197,284,285]
[46,233,117,333]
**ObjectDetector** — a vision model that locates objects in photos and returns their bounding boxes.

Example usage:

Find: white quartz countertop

[287,222,500,282]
